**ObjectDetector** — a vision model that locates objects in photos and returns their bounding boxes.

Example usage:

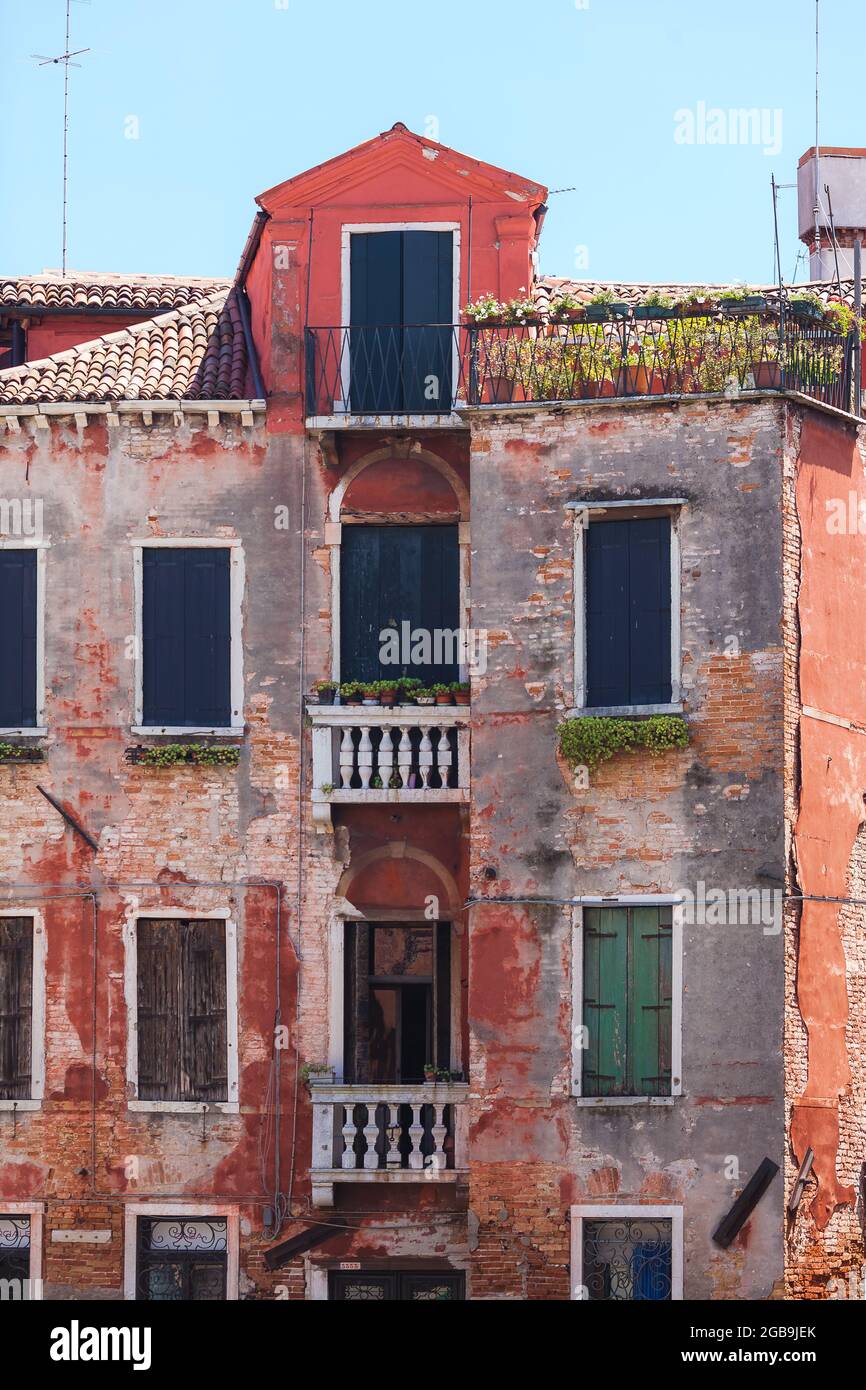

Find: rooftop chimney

[798,146,866,279]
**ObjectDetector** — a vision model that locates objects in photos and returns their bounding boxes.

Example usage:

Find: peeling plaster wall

[784,407,866,1297]
[0,413,309,1297]
[466,399,787,1299]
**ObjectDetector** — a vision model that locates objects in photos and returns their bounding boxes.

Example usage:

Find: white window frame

[124,908,239,1114]
[0,1201,45,1299]
[123,1202,239,1301]
[571,896,683,1107]
[0,909,46,1111]
[131,537,245,736]
[0,538,48,736]
[569,499,683,716]
[570,1203,683,1301]
[335,222,461,423]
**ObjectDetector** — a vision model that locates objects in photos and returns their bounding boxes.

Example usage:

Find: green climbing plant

[558,715,689,770]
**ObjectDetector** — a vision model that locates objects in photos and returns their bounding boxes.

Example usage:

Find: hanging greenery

[558,715,689,770]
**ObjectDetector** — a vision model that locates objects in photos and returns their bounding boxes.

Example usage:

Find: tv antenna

[32,0,91,276]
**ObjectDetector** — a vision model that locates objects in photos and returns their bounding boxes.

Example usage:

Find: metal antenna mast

[32,0,90,276]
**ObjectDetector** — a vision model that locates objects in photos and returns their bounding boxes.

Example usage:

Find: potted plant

[361,682,380,706]
[415,687,436,706]
[585,289,629,322]
[451,680,470,706]
[313,679,337,705]
[719,286,767,315]
[431,683,453,706]
[675,287,716,316]
[340,680,363,706]
[547,289,586,324]
[462,292,506,326]
[501,290,539,327]
[398,677,422,704]
[423,1062,437,1083]
[788,291,826,325]
[378,679,398,706]
[633,291,676,320]
[301,1062,336,1085]
[615,346,653,396]
[825,300,865,340]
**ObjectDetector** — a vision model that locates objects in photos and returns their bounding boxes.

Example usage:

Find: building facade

[1,125,865,1301]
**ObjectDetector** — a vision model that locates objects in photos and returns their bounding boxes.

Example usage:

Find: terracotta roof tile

[0,272,230,314]
[0,290,249,404]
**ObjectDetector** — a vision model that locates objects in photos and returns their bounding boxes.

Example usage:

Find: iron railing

[305,312,857,417]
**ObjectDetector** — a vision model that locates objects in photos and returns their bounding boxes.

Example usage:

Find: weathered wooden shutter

[435,921,451,1069]
[182,922,227,1102]
[586,517,671,707]
[142,548,231,728]
[582,907,628,1096]
[0,918,33,1100]
[350,231,402,412]
[0,550,37,729]
[340,525,459,685]
[631,906,673,1097]
[138,919,227,1102]
[137,921,182,1101]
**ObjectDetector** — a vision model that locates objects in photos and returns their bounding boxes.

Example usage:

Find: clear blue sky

[0,0,860,286]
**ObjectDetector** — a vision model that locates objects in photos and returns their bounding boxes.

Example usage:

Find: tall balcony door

[349,230,454,413]
[343,922,451,1084]
[340,524,459,686]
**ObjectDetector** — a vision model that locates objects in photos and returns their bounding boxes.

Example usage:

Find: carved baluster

[437,727,452,788]
[385,1104,402,1168]
[357,726,373,789]
[407,1104,425,1170]
[339,728,355,788]
[397,727,412,788]
[363,1100,380,1169]
[430,1104,448,1171]
[341,1105,356,1170]
[419,726,434,788]
[379,726,394,790]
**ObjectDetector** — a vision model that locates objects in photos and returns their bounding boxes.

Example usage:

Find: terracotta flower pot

[453,691,470,706]
[435,693,453,706]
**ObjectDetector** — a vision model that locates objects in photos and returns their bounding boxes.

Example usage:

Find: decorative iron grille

[0,1215,30,1289]
[135,1217,227,1301]
[305,312,856,417]
[582,1217,673,1301]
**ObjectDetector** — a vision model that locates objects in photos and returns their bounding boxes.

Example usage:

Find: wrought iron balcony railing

[304,313,857,419]
[310,1080,469,1208]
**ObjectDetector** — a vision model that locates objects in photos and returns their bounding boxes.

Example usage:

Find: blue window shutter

[143,548,230,727]
[0,549,37,728]
[586,520,629,707]
[586,516,671,707]
[628,517,671,704]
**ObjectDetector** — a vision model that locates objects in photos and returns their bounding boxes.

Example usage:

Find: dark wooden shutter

[586,517,671,707]
[142,548,231,727]
[402,231,453,411]
[435,921,451,1069]
[138,919,227,1102]
[350,231,402,412]
[628,518,671,705]
[0,550,37,728]
[183,922,227,1101]
[340,525,459,685]
[586,522,630,708]
[0,918,33,1100]
[582,907,628,1096]
[137,921,182,1101]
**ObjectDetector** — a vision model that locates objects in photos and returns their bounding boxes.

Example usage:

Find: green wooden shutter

[630,907,673,1096]
[582,908,628,1096]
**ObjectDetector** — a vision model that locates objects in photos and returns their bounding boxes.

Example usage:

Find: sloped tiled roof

[0,271,230,314]
[534,275,858,313]
[0,291,249,404]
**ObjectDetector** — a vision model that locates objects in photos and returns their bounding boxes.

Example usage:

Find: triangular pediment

[257,124,546,213]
